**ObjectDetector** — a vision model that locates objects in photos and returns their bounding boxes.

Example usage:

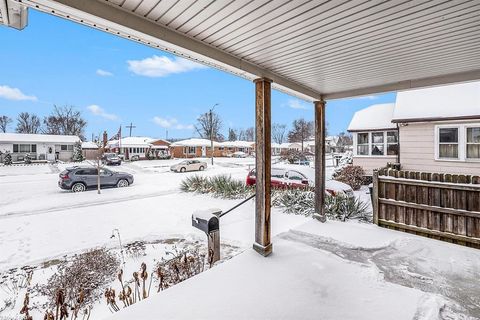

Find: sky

[0,9,396,141]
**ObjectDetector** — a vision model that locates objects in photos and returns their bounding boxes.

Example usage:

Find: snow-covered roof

[0,133,80,144]
[393,81,480,122]
[218,140,254,148]
[280,142,301,149]
[171,138,219,147]
[347,103,396,132]
[107,136,153,147]
[271,143,281,148]
[81,141,99,149]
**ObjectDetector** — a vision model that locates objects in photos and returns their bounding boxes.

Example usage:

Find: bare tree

[16,112,42,134]
[194,111,224,141]
[235,128,246,141]
[228,128,237,141]
[244,127,255,141]
[43,105,87,140]
[0,115,12,133]
[288,118,313,151]
[272,123,287,144]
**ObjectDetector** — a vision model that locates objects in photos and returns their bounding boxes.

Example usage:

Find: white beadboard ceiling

[13,0,480,100]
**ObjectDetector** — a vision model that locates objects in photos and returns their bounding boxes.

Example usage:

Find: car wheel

[199,166,204,171]
[117,179,129,188]
[180,167,186,173]
[71,183,86,193]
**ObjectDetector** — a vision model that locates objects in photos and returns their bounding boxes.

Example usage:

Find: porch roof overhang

[12,0,480,101]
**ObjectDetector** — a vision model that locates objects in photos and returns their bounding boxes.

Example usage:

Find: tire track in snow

[0,189,179,220]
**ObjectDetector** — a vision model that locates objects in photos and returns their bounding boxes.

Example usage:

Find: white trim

[434,123,480,162]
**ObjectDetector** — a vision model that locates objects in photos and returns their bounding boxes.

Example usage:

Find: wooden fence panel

[373,169,480,249]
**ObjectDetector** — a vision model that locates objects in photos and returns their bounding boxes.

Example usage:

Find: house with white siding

[348,82,480,176]
[0,133,80,162]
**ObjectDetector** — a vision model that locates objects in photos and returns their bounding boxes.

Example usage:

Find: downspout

[396,123,401,166]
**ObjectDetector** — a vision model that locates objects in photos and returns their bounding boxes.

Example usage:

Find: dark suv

[102,153,122,166]
[58,166,134,192]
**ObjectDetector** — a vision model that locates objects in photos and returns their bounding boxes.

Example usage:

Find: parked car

[130,155,140,161]
[232,151,247,158]
[246,165,354,198]
[170,160,207,173]
[58,166,134,192]
[102,153,122,166]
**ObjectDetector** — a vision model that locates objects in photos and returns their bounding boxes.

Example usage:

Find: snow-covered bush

[272,188,315,216]
[3,151,12,165]
[280,149,308,164]
[24,153,31,164]
[325,194,370,222]
[180,175,253,199]
[72,141,84,162]
[332,165,365,190]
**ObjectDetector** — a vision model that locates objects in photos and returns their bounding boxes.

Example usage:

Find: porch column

[253,78,272,256]
[314,99,326,222]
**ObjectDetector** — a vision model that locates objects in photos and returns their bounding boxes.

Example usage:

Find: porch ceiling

[14,0,480,100]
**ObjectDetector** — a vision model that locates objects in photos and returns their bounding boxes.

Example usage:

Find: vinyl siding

[399,121,480,175]
[353,156,396,176]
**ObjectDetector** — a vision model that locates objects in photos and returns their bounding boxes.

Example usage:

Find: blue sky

[0,10,396,140]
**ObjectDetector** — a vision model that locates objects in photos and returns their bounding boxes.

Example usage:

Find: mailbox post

[192,209,221,266]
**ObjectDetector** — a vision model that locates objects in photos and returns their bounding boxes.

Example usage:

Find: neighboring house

[0,133,80,162]
[271,143,282,156]
[81,141,101,160]
[170,138,222,158]
[218,141,254,156]
[279,142,302,154]
[150,139,171,158]
[348,81,480,176]
[348,103,399,175]
[304,136,342,154]
[107,136,153,160]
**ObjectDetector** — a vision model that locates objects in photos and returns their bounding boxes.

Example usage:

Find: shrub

[272,188,315,216]
[3,151,12,165]
[181,174,253,199]
[325,194,370,221]
[280,149,308,164]
[332,165,365,190]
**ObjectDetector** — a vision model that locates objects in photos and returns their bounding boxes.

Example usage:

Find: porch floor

[107,220,480,320]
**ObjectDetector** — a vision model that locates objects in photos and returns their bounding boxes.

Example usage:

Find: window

[387,131,399,155]
[466,127,480,159]
[184,146,196,154]
[13,144,36,153]
[286,171,305,181]
[60,145,73,151]
[357,133,369,155]
[75,168,97,175]
[438,128,458,159]
[371,132,384,155]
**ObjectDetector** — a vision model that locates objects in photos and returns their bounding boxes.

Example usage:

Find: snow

[218,140,254,148]
[0,132,80,143]
[394,81,480,121]
[347,103,396,131]
[107,136,154,148]
[171,138,219,147]
[82,141,99,149]
[106,219,480,320]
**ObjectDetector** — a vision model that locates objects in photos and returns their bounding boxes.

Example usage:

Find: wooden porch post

[253,78,273,256]
[314,99,326,222]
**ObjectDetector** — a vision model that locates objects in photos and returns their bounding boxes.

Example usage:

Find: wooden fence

[372,168,480,248]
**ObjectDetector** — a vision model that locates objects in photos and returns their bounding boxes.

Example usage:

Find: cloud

[128,55,207,77]
[96,69,114,76]
[287,99,310,110]
[152,116,193,130]
[87,104,118,121]
[0,85,37,101]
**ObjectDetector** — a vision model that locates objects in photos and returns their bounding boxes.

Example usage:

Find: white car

[170,160,207,173]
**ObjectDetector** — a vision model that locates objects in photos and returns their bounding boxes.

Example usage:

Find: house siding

[353,156,397,175]
[399,121,480,175]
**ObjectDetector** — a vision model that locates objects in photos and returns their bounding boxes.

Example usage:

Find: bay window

[355,131,398,156]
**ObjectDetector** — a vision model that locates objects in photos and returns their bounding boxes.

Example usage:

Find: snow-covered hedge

[332,165,365,190]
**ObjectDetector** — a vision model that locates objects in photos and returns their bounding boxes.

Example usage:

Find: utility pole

[126,122,136,137]
[209,103,219,166]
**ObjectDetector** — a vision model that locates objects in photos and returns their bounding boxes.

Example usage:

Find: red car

[246,166,354,197]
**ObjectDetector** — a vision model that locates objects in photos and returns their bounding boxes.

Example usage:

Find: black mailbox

[192,210,221,234]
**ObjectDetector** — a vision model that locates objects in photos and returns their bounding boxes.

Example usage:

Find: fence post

[373,170,379,225]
